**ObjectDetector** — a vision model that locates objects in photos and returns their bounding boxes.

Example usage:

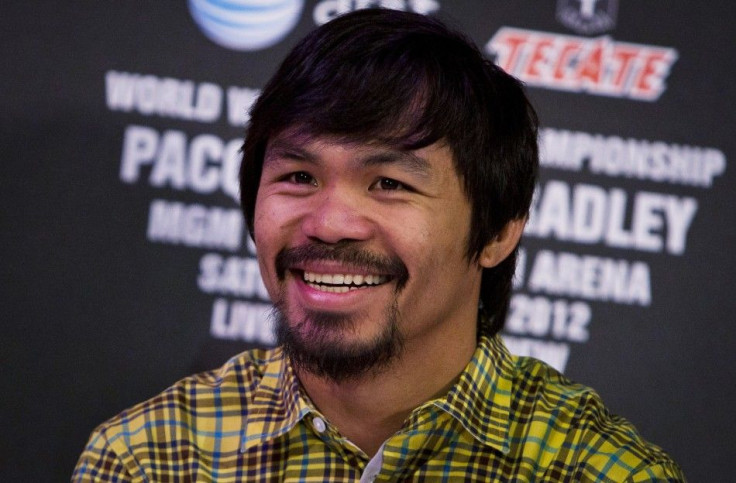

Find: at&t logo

[189,0,305,51]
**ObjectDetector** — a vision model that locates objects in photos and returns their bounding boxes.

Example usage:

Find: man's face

[253,132,485,381]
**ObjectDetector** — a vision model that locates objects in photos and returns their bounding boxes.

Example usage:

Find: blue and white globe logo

[188,0,304,51]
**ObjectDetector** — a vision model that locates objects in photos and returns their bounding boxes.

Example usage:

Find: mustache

[275,242,409,290]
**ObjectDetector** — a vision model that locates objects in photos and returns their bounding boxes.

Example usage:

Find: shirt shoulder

[72,347,281,482]
[504,354,685,481]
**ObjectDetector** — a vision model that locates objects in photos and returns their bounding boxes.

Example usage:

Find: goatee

[272,299,404,383]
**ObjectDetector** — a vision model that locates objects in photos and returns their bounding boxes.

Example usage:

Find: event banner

[3,1,734,480]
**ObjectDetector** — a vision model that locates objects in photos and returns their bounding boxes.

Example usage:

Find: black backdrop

[3,1,735,480]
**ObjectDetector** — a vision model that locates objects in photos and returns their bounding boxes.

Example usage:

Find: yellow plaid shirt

[74,332,684,482]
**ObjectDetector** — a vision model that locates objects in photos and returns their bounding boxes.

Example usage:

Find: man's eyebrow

[263,140,317,165]
[359,150,432,178]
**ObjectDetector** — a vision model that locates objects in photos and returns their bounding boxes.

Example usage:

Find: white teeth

[305,283,354,293]
[302,271,388,291]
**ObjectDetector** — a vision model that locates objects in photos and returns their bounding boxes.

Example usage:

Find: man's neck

[295,325,478,457]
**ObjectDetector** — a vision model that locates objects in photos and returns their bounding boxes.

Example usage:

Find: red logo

[486,27,678,101]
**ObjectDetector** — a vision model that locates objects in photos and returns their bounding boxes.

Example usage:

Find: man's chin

[271,304,403,383]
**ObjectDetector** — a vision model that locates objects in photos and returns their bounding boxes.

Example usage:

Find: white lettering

[119,125,242,202]
[526,180,698,254]
[120,125,158,183]
[540,128,727,187]
[604,189,633,248]
[210,298,275,344]
[189,134,223,193]
[106,71,222,122]
[571,184,607,243]
[198,253,270,301]
[506,294,591,342]
[527,250,651,305]
[662,195,698,255]
[147,199,243,251]
[150,130,187,189]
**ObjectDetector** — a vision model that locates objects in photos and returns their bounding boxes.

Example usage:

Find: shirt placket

[305,412,370,477]
[367,406,451,481]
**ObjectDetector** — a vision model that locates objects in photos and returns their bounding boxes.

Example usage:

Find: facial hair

[272,242,409,383]
[272,299,403,382]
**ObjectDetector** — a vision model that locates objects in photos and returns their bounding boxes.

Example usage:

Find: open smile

[299,270,390,293]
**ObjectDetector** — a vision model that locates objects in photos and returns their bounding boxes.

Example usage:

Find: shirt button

[313,417,326,433]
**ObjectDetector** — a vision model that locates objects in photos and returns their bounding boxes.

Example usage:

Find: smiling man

[74,9,684,482]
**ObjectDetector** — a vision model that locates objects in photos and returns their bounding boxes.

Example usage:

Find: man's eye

[288,172,316,185]
[374,177,405,191]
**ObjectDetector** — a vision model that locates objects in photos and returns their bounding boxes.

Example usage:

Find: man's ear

[478,217,527,268]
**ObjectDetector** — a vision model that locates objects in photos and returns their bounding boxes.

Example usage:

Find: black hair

[240,8,538,335]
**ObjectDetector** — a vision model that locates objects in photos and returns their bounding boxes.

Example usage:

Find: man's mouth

[300,270,390,293]
[276,243,409,294]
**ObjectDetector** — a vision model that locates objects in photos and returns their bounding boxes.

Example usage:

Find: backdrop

[3,1,734,480]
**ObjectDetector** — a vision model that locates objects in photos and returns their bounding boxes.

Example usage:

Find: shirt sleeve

[71,428,137,483]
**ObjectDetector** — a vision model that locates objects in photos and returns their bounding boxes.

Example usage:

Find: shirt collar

[241,328,515,456]
[241,347,313,453]
[431,332,514,455]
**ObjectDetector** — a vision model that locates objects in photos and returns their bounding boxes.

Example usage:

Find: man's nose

[301,187,373,244]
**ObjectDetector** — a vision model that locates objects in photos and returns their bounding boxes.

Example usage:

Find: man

[74,9,684,481]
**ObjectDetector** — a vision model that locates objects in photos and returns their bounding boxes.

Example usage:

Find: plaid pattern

[74,331,684,482]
